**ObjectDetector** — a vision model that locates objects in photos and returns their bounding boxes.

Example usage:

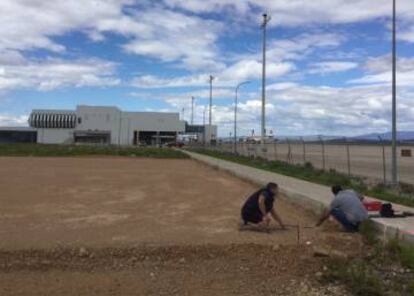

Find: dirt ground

[0,157,362,295]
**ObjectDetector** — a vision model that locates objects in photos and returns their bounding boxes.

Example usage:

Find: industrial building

[0,105,217,145]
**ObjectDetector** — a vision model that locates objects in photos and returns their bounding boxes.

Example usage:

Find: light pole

[191,96,195,125]
[261,13,271,147]
[209,75,214,129]
[391,0,398,185]
[234,81,250,154]
[203,105,207,146]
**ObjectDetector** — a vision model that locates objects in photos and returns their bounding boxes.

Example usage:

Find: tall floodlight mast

[191,96,195,125]
[209,75,214,128]
[261,13,271,147]
[391,0,398,185]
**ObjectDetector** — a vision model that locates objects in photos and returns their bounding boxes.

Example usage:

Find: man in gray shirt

[316,185,368,232]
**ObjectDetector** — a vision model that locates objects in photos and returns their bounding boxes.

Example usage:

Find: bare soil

[0,157,361,295]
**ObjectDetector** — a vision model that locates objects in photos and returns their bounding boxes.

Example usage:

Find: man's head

[331,185,343,195]
[266,182,278,195]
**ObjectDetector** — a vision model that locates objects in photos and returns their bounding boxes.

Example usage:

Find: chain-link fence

[194,138,414,185]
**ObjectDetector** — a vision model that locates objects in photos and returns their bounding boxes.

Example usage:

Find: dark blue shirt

[241,188,275,218]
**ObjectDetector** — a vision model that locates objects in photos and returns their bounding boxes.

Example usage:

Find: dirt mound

[0,244,351,296]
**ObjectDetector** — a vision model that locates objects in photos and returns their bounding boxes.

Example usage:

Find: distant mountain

[351,131,414,141]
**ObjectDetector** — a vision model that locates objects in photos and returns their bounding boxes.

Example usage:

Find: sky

[0,0,413,137]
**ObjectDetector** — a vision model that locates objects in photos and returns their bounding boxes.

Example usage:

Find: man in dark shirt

[240,182,286,230]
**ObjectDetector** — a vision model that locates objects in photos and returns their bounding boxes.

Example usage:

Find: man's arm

[258,195,271,225]
[258,195,268,217]
[271,208,285,229]
[316,208,331,227]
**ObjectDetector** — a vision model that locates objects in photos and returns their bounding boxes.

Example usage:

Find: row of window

[29,113,77,129]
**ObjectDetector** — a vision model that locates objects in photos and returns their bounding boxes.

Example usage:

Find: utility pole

[209,75,214,130]
[203,105,207,146]
[261,13,271,147]
[391,0,398,185]
[191,96,195,125]
[234,81,250,154]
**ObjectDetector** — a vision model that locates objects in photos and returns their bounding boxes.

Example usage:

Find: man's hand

[261,215,271,225]
[316,208,330,227]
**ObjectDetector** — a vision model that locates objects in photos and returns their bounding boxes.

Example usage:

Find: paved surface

[218,143,414,184]
[185,151,414,244]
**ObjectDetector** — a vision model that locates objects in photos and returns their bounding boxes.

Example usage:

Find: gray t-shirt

[330,189,368,224]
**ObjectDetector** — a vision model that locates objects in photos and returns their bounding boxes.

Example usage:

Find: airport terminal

[0,105,217,145]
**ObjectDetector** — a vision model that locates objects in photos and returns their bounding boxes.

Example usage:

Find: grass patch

[188,148,414,207]
[324,223,414,296]
[323,259,384,296]
[0,143,189,158]
[359,220,379,245]
[322,235,414,296]
[384,239,414,270]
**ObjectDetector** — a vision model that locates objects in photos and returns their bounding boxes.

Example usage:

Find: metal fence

[198,139,414,185]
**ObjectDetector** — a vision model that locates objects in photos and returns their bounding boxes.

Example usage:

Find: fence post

[378,135,387,184]
[301,137,306,164]
[286,138,292,164]
[344,137,351,176]
[319,136,326,171]
[274,142,278,161]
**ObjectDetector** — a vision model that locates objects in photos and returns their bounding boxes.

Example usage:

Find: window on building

[78,117,82,124]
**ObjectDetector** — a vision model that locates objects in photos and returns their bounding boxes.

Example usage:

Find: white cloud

[0,0,130,52]
[121,8,225,71]
[130,74,210,88]
[130,60,294,89]
[0,114,28,126]
[220,60,295,82]
[167,0,414,29]
[0,1,225,71]
[0,58,120,91]
[308,61,358,74]
[349,55,414,86]
[209,83,414,137]
[400,26,414,42]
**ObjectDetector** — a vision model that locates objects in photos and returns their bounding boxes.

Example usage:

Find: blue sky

[0,0,413,137]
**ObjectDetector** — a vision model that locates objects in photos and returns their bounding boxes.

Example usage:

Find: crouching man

[240,182,286,230]
[316,185,368,232]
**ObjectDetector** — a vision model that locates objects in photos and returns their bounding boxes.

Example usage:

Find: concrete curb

[184,150,414,245]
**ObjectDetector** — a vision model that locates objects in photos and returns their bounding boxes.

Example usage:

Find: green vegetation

[385,239,414,270]
[323,259,384,296]
[359,220,379,246]
[0,143,189,158]
[323,220,414,296]
[189,148,414,207]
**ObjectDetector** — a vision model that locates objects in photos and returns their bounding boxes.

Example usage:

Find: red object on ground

[363,200,382,211]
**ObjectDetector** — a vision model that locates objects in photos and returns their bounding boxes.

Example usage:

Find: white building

[22,105,217,145]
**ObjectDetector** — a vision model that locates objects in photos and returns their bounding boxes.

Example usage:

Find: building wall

[75,106,122,145]
[37,128,74,144]
[28,105,187,145]
[120,113,185,145]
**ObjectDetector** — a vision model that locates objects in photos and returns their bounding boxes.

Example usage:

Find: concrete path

[184,150,414,244]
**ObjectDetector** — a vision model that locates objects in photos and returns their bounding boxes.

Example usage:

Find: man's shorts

[241,210,263,225]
